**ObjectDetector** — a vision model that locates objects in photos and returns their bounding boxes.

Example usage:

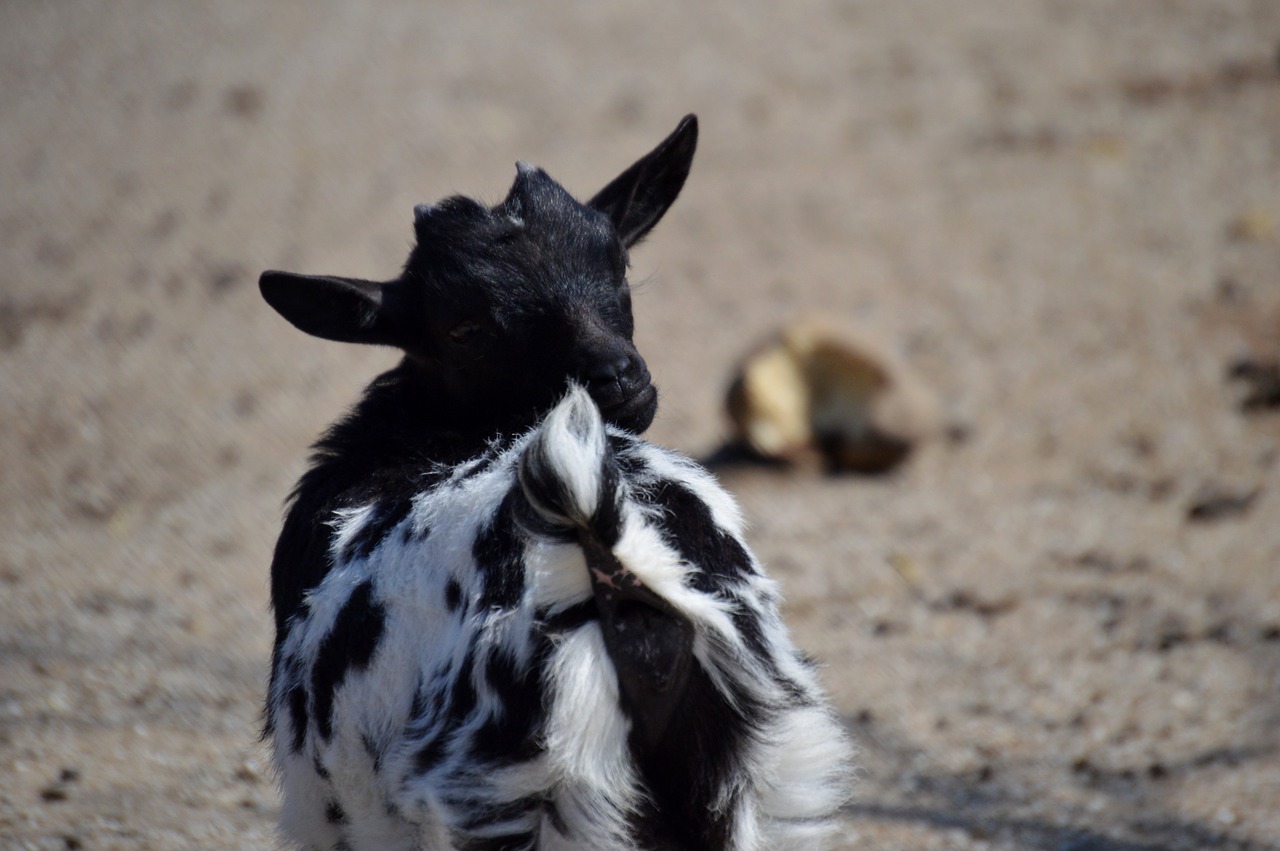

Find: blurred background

[2,1,1278,848]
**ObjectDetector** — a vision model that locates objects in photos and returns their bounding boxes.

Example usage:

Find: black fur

[473,491,528,611]
[472,647,546,763]
[311,579,387,740]
[643,477,754,594]
[444,578,463,613]
[445,652,479,730]
[537,599,598,634]
[287,682,307,753]
[342,494,416,563]
[631,658,770,850]
[412,736,447,776]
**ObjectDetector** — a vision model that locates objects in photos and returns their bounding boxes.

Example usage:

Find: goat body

[268,387,851,850]
[260,117,851,849]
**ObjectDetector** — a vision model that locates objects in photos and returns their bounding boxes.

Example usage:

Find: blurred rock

[725,321,941,473]
[1226,207,1276,243]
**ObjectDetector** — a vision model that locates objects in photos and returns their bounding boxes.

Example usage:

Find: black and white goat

[260,117,852,850]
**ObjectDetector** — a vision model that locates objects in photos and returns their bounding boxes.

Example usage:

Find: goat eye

[448,321,483,344]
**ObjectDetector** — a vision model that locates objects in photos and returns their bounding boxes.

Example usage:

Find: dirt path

[3,2,1278,848]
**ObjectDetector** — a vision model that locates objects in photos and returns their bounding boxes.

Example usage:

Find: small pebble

[40,785,68,802]
[1186,486,1259,522]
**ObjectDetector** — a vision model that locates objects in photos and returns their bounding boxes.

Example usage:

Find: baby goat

[260,117,851,849]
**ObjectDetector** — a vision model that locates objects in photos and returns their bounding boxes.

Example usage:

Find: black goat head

[260,114,698,435]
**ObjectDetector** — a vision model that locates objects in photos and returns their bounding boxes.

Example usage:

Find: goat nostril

[586,355,633,384]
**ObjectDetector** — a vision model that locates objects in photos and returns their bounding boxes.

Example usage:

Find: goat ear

[259,271,402,347]
[589,113,698,248]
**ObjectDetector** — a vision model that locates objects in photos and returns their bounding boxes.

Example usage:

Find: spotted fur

[268,387,852,850]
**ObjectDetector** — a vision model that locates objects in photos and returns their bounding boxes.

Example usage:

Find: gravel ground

[2,2,1279,848]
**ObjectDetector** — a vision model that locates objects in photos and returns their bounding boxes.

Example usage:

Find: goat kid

[260,117,851,849]
[268,386,851,850]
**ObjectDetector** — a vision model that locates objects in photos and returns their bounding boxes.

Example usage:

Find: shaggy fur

[268,388,852,850]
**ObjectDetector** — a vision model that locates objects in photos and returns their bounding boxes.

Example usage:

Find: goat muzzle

[583,355,656,432]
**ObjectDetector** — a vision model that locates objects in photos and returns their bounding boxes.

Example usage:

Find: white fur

[270,389,853,849]
[519,386,608,528]
[543,626,642,849]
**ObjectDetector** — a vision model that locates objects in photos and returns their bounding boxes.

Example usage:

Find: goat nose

[586,354,633,384]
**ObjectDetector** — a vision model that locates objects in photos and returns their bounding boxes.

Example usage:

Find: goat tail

[518,384,623,543]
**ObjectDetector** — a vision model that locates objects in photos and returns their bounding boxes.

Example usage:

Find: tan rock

[726,321,940,472]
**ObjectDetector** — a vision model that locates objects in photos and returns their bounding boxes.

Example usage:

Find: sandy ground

[3,2,1279,848]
